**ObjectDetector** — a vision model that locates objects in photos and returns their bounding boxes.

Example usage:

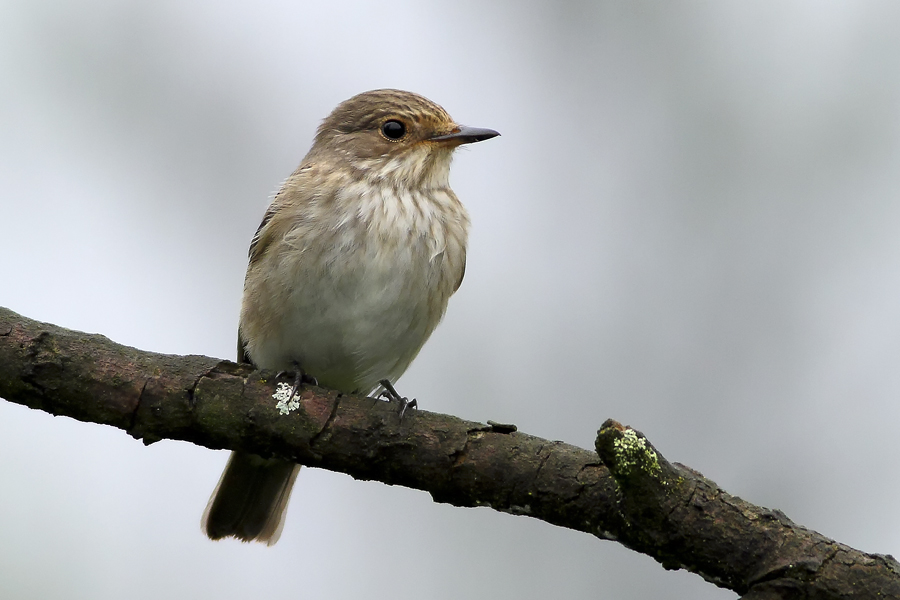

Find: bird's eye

[381,120,406,140]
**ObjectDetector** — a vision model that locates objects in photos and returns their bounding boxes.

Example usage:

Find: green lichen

[613,429,661,478]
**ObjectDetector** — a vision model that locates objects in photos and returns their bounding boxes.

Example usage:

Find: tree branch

[1,306,897,598]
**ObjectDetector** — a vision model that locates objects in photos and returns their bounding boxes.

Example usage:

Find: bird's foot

[378,379,417,420]
[275,363,317,403]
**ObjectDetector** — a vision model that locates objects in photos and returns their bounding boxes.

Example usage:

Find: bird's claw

[276,363,316,403]
[378,379,417,420]
[398,397,417,420]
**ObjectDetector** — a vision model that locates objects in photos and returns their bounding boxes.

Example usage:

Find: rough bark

[1,306,898,599]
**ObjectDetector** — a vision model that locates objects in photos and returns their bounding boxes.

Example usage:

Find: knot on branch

[596,419,662,481]
[594,419,711,577]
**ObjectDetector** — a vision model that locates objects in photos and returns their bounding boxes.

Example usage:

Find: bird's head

[310,89,499,188]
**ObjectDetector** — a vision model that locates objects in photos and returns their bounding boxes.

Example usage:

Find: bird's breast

[240,181,469,393]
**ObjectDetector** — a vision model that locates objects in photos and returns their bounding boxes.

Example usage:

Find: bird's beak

[430,125,500,145]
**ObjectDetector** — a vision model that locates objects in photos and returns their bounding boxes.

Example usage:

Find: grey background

[2,2,900,599]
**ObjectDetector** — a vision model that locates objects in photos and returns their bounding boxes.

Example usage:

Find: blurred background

[2,1,900,598]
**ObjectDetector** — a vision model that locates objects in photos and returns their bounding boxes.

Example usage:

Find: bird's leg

[378,379,417,419]
[275,362,317,403]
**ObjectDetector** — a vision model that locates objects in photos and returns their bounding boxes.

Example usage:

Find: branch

[1,306,897,598]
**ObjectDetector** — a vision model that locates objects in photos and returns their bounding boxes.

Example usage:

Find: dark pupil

[382,120,405,139]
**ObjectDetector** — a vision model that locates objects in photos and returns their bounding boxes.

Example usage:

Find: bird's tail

[202,451,300,545]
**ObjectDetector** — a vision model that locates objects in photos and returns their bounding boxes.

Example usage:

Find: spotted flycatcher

[201,89,499,544]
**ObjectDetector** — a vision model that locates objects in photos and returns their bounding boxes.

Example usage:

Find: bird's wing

[237,331,252,365]
[454,257,466,293]
[247,165,314,267]
[247,203,280,266]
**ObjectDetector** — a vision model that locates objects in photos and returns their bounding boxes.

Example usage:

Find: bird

[201,89,499,545]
